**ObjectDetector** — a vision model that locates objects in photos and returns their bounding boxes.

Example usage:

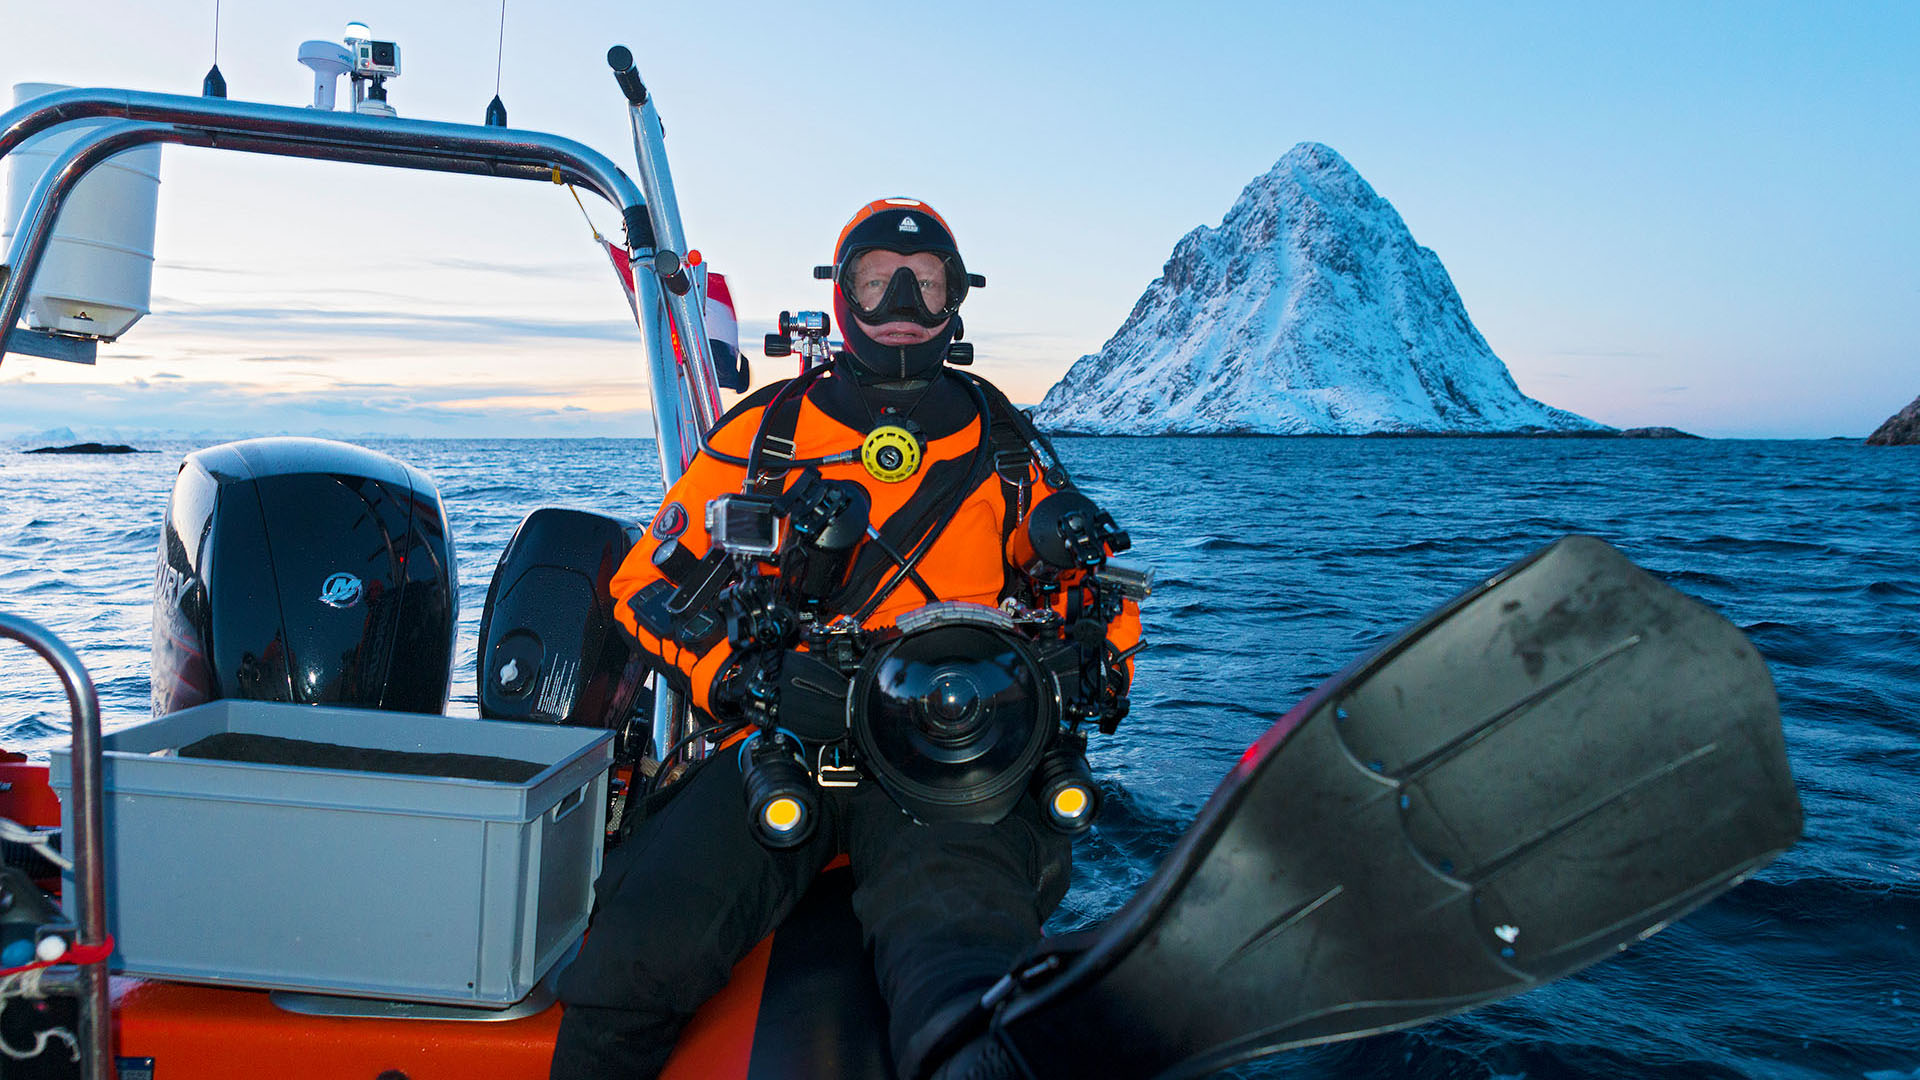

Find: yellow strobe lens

[1051,786,1090,821]
[762,796,805,834]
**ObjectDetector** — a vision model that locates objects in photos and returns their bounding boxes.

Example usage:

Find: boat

[0,34,902,1080]
[0,31,1804,1080]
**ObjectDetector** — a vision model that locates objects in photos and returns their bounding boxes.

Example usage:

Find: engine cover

[477,508,648,754]
[151,438,457,717]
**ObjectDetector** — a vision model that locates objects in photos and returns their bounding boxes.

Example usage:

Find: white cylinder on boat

[2,82,162,340]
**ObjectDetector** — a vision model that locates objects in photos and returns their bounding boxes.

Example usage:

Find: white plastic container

[2,82,162,339]
[49,700,612,1006]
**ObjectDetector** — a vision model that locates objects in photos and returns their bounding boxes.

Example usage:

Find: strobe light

[1033,733,1100,835]
[741,730,819,849]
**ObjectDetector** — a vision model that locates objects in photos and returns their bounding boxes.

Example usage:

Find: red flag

[605,240,639,319]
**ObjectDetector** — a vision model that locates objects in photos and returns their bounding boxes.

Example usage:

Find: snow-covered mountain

[1032,143,1606,435]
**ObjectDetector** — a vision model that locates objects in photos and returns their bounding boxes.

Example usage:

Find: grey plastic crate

[49,699,612,1007]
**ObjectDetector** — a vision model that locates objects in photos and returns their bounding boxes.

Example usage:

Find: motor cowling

[151,437,458,717]
[477,508,649,758]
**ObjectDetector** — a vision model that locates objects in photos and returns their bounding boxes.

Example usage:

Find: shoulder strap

[745,379,813,496]
[958,372,1069,542]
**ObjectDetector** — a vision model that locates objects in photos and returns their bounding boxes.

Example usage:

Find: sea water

[1,436,1914,1079]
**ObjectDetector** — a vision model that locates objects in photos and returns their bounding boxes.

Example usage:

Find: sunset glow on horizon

[4,1,1914,440]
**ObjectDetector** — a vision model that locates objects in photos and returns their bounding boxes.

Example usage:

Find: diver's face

[851,250,950,345]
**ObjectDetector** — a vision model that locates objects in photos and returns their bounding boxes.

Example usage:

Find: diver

[550,197,1143,1079]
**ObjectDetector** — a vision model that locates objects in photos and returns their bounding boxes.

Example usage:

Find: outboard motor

[478,508,649,760]
[151,438,457,717]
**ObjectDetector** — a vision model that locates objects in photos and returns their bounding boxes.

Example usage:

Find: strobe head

[1009,489,1131,581]
[741,730,819,849]
[850,603,1057,825]
[1033,731,1100,835]
[781,474,870,605]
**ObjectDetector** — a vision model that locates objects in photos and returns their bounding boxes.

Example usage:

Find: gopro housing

[707,494,781,558]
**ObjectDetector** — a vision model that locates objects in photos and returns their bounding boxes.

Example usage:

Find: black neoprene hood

[832,206,971,382]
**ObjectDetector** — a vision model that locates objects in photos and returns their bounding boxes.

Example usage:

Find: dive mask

[835,249,971,329]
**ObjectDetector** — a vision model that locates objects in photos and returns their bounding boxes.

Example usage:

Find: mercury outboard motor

[477,508,649,759]
[151,438,457,717]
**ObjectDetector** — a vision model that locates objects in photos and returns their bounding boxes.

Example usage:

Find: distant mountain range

[6,426,373,448]
[1032,142,1607,436]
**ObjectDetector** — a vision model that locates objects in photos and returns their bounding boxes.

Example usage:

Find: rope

[567,183,605,244]
[0,969,80,1062]
[0,816,72,870]
[0,934,115,980]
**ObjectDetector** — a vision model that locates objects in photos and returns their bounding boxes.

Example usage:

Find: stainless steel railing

[0,613,112,1080]
[0,75,731,775]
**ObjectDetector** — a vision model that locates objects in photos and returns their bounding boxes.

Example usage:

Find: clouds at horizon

[0,373,656,441]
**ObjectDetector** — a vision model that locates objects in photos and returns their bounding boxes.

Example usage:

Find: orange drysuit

[609,367,1140,723]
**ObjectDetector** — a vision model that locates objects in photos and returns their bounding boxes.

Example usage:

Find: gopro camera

[707,494,782,558]
[344,23,402,77]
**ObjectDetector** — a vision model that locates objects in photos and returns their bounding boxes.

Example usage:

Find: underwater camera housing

[151,438,457,718]
[847,602,1062,826]
[478,508,651,760]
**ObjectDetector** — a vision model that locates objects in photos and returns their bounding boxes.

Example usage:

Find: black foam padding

[178,732,544,783]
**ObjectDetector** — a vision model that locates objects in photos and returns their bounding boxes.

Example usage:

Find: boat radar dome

[2,83,161,343]
[297,40,352,110]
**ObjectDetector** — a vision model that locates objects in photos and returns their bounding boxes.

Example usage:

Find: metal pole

[616,75,723,455]
[0,613,113,1080]
[0,89,647,367]
[0,87,641,206]
[606,47,732,765]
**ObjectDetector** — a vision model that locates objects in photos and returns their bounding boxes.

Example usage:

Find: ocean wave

[4,436,1917,1080]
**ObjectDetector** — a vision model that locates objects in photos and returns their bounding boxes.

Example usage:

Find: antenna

[202,0,226,97]
[485,0,509,127]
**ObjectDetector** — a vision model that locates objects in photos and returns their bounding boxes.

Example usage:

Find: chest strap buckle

[815,742,862,788]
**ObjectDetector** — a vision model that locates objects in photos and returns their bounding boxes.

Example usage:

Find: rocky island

[1032,143,1609,437]
[25,442,141,454]
[1866,395,1920,446]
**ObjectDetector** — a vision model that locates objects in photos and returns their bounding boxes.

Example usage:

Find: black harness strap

[739,369,1046,620]
[969,378,1041,546]
[741,373,966,615]
[745,377,819,497]
[832,448,985,618]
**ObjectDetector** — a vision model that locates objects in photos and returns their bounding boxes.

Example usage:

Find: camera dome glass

[851,619,1055,824]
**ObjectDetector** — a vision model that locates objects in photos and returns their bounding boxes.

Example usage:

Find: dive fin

[982,535,1802,1080]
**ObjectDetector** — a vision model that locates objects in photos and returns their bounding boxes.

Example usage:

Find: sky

[0,0,1914,439]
